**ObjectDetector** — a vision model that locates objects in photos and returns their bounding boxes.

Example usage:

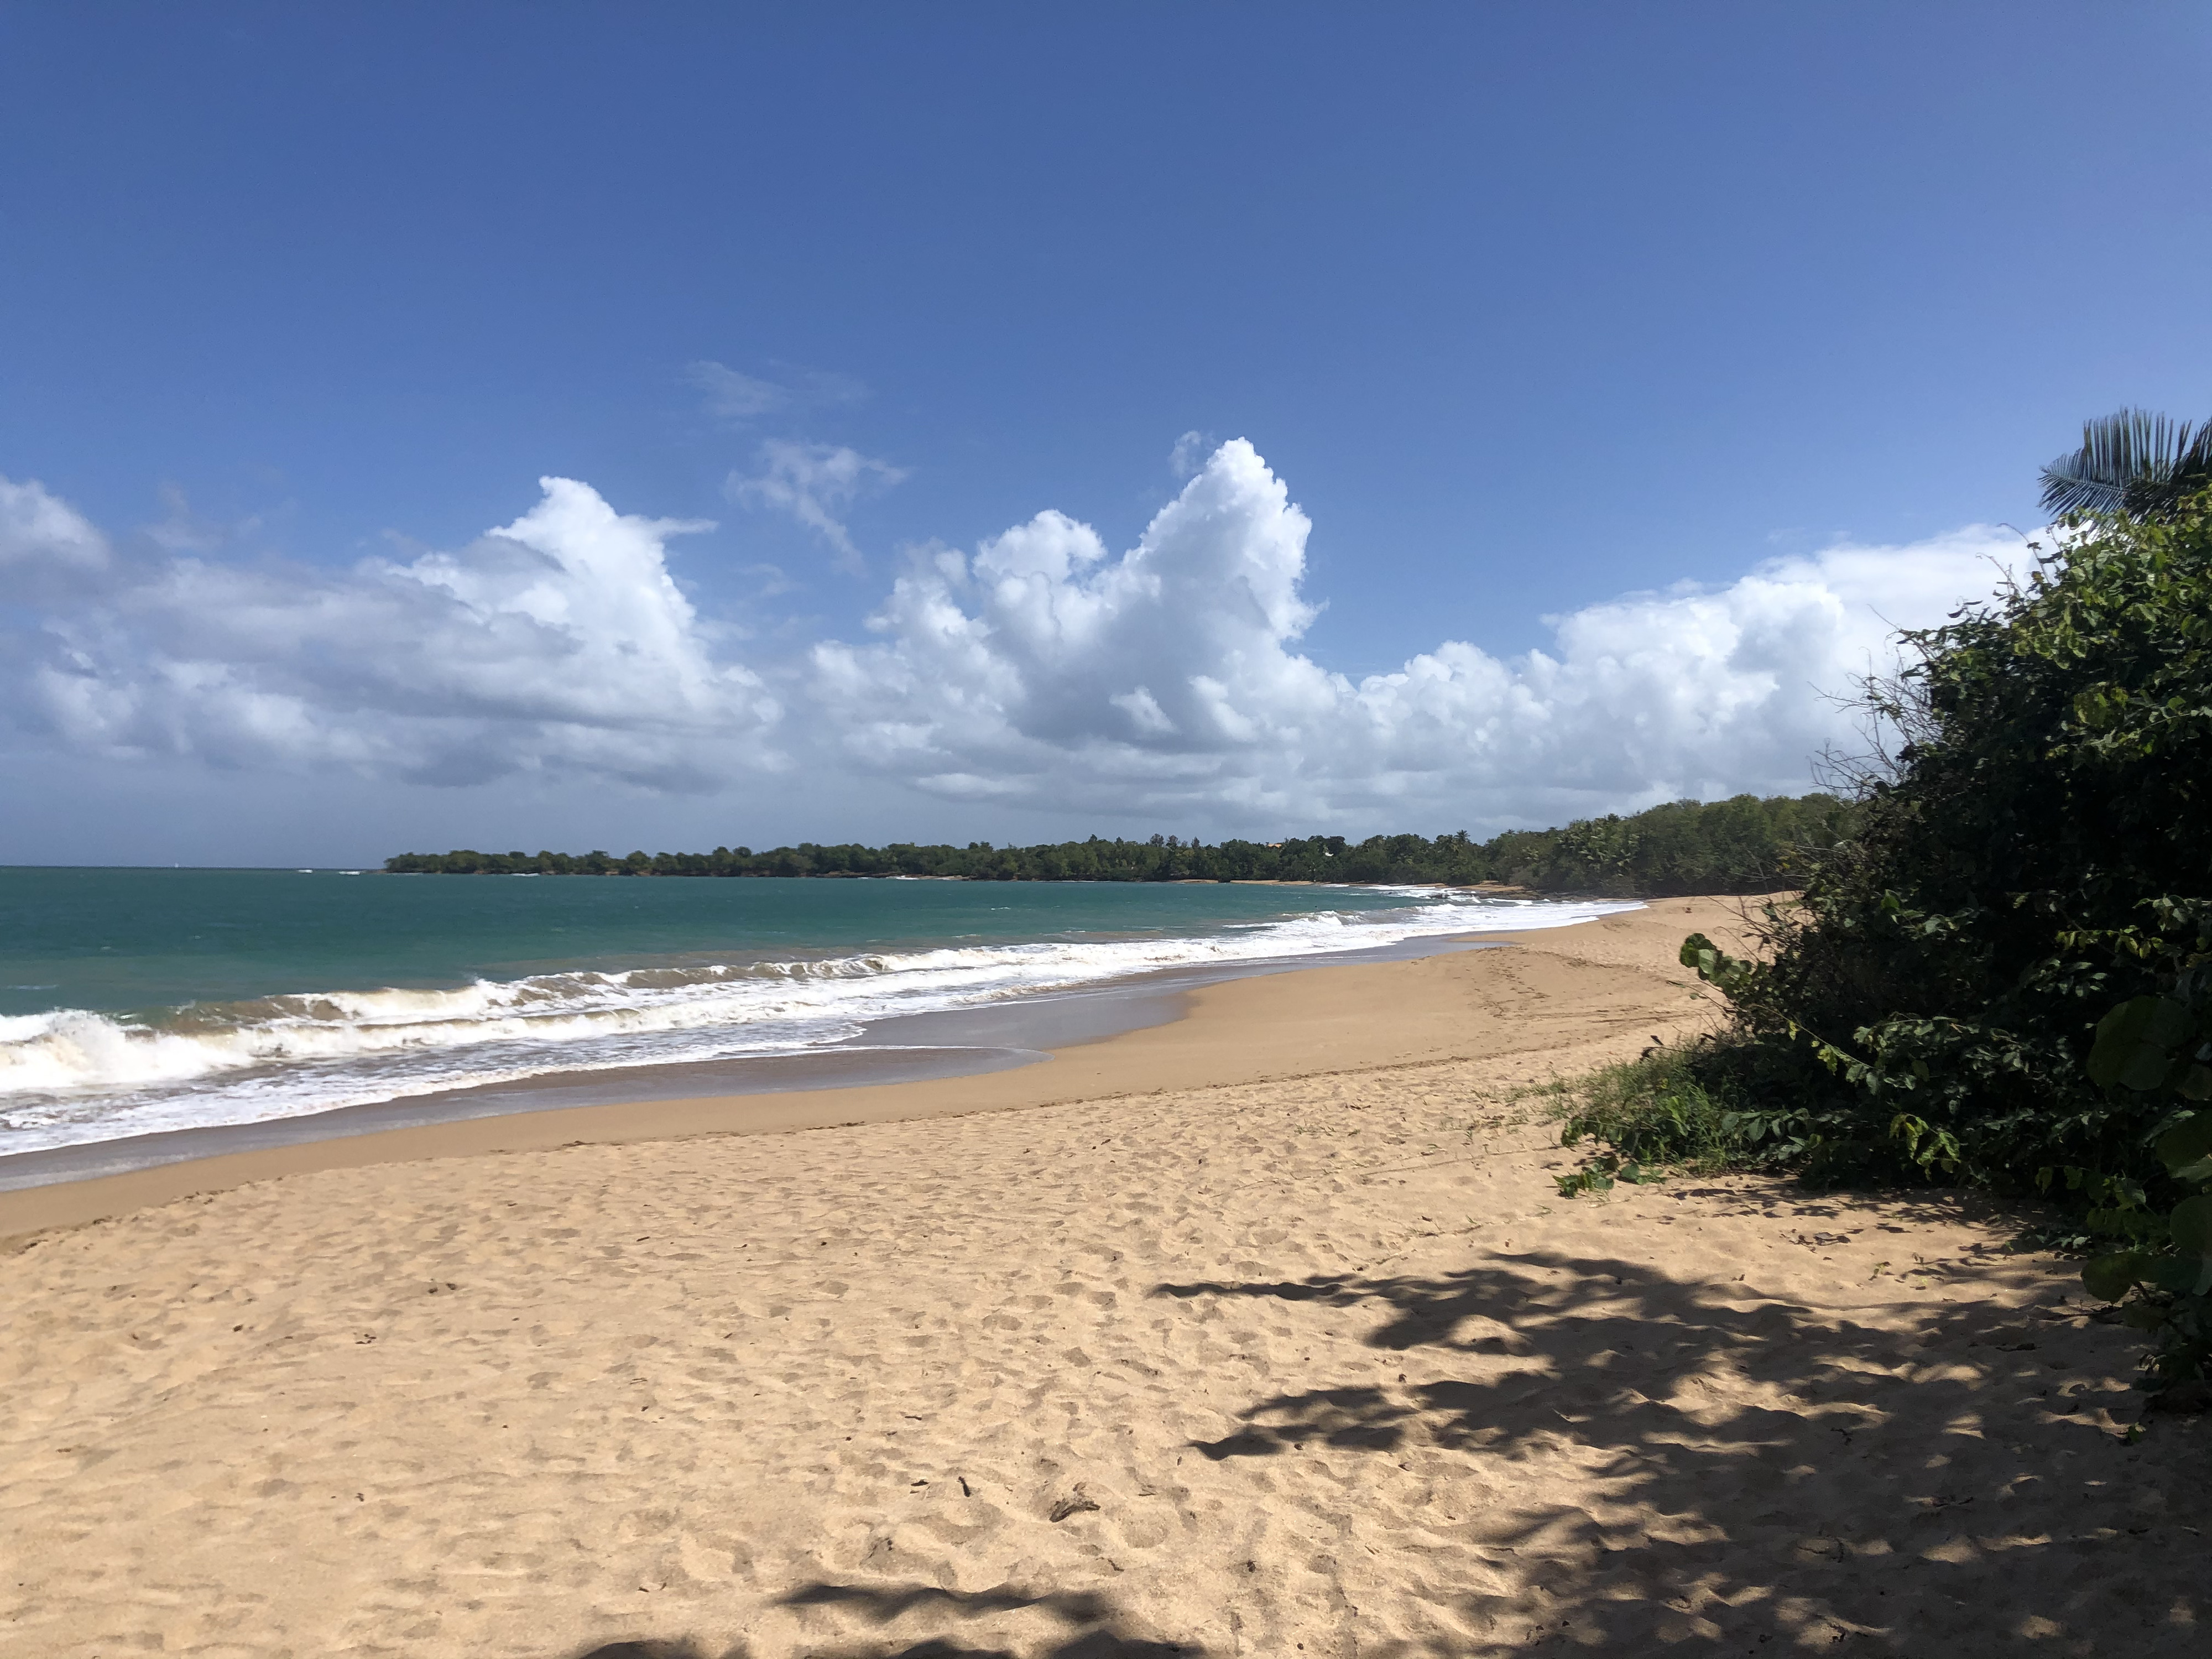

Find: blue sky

[2,3,2207,863]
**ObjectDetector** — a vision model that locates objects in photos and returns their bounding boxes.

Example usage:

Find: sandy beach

[2,896,2204,1657]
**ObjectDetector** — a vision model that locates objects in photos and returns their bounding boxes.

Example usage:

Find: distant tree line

[383,792,1858,895]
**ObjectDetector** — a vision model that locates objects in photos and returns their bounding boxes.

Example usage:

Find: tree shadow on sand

[563,1580,1198,1658]
[1153,1214,2205,1655]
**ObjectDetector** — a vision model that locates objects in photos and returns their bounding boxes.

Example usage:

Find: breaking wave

[0,892,1635,1155]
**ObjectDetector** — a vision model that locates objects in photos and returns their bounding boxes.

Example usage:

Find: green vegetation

[2075,968,2212,1398]
[1552,1048,1740,1195]
[384,791,1857,894]
[1558,444,2211,1396]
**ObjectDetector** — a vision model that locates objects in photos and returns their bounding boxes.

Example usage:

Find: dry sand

[1,896,2204,1657]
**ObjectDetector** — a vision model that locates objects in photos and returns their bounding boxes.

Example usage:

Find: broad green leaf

[1678,931,1753,995]
[2142,1255,2212,1296]
[2156,1113,2212,1175]
[2169,1194,2212,1257]
[2081,1250,2147,1302]
[2088,996,2194,1091]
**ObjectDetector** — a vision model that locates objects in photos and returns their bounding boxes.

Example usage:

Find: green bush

[2073,970,2212,1395]
[1600,494,2212,1392]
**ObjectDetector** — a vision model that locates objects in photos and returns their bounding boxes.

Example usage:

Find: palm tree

[2038,408,2212,521]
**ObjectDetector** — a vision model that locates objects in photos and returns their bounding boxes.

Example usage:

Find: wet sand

[0,929,1526,1200]
[2,896,2204,1656]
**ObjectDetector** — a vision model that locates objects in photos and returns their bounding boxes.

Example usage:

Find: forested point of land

[384,792,1857,896]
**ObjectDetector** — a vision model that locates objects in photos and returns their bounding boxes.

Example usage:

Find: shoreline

[0,931,1514,1201]
[0,878,1628,1184]
[0,904,1694,1240]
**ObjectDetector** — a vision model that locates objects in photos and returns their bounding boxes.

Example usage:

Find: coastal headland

[2,898,2203,1656]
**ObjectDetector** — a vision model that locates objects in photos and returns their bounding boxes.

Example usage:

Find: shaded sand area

[2,898,2205,1656]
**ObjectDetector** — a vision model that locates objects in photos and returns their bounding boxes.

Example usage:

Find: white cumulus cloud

[1,477,108,575]
[807,439,2025,830]
[7,476,779,790]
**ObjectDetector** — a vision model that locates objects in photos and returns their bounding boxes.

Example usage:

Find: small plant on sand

[1552,1045,1749,1194]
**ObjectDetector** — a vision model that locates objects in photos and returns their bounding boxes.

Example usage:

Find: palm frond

[2038,408,2212,521]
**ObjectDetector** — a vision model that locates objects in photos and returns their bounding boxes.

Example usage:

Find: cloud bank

[8,477,776,789]
[0,442,2026,839]
[811,441,2022,825]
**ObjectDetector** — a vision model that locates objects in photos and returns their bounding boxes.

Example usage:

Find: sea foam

[0,892,1635,1155]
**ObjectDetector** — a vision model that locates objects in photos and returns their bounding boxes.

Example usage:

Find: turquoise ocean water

[0,868,1630,1157]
